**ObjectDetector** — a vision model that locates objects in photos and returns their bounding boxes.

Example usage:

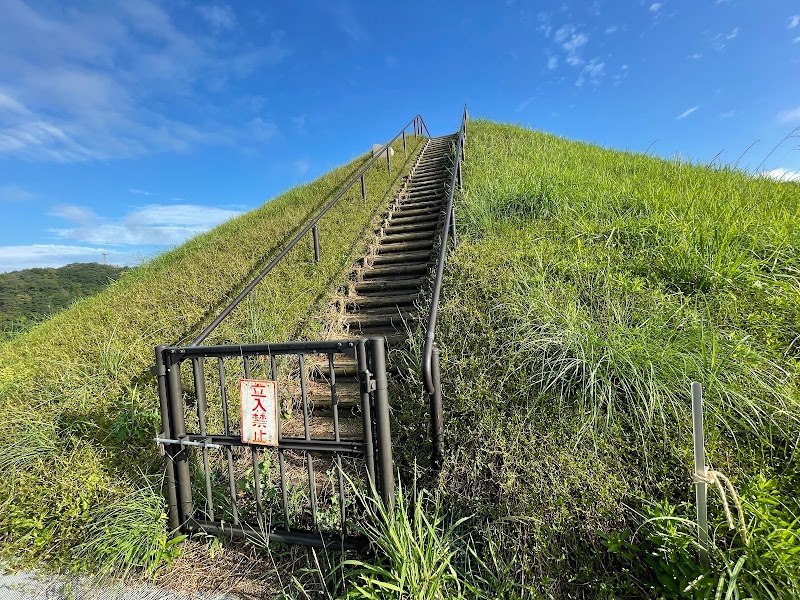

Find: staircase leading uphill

[303,135,456,416]
[341,134,457,345]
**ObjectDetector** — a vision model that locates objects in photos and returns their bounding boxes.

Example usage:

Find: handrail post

[692,382,710,566]
[386,145,391,175]
[457,161,463,193]
[155,345,180,531]
[166,352,194,528]
[370,337,394,510]
[312,225,320,263]
[450,209,458,248]
[360,175,366,204]
[430,344,444,467]
[402,130,406,156]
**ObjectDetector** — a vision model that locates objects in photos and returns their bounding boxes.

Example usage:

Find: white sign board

[240,379,278,446]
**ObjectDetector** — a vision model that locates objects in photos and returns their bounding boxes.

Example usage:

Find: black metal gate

[153,337,394,550]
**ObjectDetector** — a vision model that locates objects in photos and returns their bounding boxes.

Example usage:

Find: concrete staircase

[303,134,456,422]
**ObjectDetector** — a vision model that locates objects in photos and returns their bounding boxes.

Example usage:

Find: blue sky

[1,0,799,272]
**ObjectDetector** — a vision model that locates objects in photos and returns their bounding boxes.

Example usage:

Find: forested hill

[0,262,127,340]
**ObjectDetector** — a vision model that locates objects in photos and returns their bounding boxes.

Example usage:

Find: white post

[691,381,710,566]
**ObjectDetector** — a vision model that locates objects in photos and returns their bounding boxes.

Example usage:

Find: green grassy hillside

[0,263,127,342]
[422,121,800,598]
[0,134,424,571]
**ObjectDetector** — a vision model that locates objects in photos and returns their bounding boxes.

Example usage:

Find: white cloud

[576,60,605,87]
[789,15,800,28]
[794,36,800,44]
[762,168,800,182]
[0,184,36,203]
[515,96,537,112]
[710,27,740,50]
[49,203,243,246]
[604,26,618,34]
[196,5,236,32]
[677,105,700,119]
[689,53,703,59]
[719,110,736,119]
[547,56,559,70]
[0,244,138,272]
[649,3,663,12]
[0,1,289,163]
[554,25,589,67]
[778,106,800,123]
[128,189,153,196]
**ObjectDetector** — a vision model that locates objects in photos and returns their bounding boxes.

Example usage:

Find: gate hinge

[150,364,166,377]
[360,370,376,395]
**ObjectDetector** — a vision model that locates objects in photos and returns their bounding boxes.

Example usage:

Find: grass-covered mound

[0,134,424,572]
[423,121,799,597]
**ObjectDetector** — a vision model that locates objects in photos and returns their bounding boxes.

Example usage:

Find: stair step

[354,276,425,295]
[362,262,430,279]
[308,393,361,409]
[376,239,433,253]
[387,219,439,232]
[345,312,416,330]
[392,206,441,218]
[370,250,431,265]
[341,293,420,309]
[381,230,435,243]
[383,222,437,235]
[395,199,443,211]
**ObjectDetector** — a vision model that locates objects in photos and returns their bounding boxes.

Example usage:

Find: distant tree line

[0,262,128,341]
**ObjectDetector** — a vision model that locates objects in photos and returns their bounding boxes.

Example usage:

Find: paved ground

[0,569,238,600]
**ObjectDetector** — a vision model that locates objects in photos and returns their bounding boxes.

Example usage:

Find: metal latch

[360,370,377,395]
[155,437,221,451]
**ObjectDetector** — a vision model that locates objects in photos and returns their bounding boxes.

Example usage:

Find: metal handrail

[422,105,468,465]
[190,114,430,346]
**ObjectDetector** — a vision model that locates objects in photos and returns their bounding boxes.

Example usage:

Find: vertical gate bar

[218,357,238,524]
[430,344,444,467]
[298,353,318,530]
[328,352,346,531]
[312,225,320,263]
[360,175,366,204]
[272,355,290,530]
[193,357,215,521]
[402,130,406,156]
[155,346,180,531]
[166,353,194,527]
[369,337,394,509]
[357,340,376,489]
[243,356,264,520]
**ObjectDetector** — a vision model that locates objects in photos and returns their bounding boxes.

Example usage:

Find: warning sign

[240,379,278,446]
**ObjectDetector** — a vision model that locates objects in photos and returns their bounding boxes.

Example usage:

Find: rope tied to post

[694,468,750,546]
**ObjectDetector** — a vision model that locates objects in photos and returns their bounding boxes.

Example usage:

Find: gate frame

[153,337,394,550]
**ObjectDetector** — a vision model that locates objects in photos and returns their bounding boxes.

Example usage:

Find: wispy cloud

[554,24,589,66]
[710,27,740,51]
[778,106,800,123]
[789,15,800,28]
[719,110,736,119]
[604,25,618,34]
[649,3,663,13]
[196,4,236,32]
[689,52,702,60]
[576,60,605,87]
[0,244,137,272]
[515,96,538,112]
[49,203,243,246]
[762,168,800,182]
[677,105,700,119]
[293,159,310,175]
[0,0,289,163]
[0,184,36,203]
[128,189,153,196]
[547,56,559,70]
